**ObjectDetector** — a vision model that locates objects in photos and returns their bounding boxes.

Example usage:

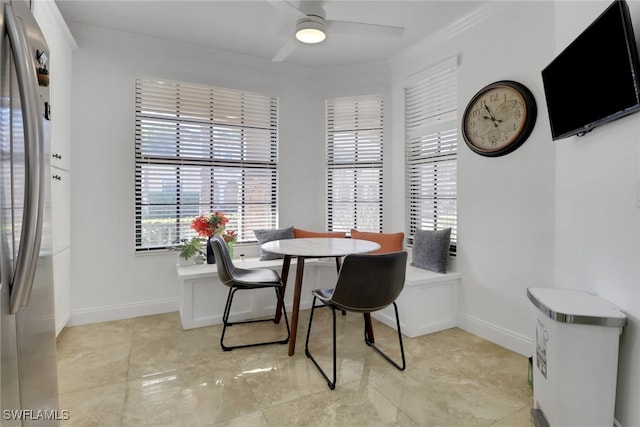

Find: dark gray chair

[209,235,290,351]
[304,251,407,389]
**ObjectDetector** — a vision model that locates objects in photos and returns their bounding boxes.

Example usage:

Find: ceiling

[54,0,487,68]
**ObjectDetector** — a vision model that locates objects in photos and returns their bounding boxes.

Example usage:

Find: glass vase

[227,242,234,259]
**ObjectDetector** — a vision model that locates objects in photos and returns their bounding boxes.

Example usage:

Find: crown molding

[407,2,513,53]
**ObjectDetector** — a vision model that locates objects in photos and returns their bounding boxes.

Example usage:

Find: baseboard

[66,298,178,327]
[55,311,71,337]
[372,309,456,338]
[457,312,532,356]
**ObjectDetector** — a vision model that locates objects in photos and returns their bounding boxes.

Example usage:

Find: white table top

[261,237,380,258]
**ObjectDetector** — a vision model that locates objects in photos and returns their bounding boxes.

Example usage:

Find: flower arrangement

[222,229,237,245]
[188,211,237,263]
[191,211,229,238]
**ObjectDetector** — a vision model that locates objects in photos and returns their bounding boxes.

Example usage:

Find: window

[135,77,279,251]
[405,57,458,252]
[326,94,384,232]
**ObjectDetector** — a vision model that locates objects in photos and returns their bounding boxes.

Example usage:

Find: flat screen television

[541,0,640,141]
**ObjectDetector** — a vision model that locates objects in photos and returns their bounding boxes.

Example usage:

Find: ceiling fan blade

[328,20,404,38]
[272,38,298,62]
[265,0,306,17]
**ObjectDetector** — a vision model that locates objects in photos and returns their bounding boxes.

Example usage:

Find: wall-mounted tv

[541,0,640,141]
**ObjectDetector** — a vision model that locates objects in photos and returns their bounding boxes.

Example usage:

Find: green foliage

[174,237,204,260]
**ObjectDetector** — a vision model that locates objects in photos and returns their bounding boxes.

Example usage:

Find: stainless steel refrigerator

[0,0,60,425]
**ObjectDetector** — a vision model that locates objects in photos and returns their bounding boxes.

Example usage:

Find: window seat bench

[372,264,461,337]
[175,255,461,337]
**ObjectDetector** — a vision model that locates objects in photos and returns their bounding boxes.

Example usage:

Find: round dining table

[261,237,380,356]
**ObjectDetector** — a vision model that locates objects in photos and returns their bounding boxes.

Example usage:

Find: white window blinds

[135,77,279,250]
[405,58,458,252]
[326,94,384,232]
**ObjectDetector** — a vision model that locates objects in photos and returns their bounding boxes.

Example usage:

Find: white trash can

[527,287,627,427]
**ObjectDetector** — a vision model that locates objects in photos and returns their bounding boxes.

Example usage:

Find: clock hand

[484,104,495,118]
[483,115,504,123]
[483,105,503,127]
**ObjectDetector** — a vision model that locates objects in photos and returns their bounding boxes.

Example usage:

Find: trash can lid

[527,287,627,327]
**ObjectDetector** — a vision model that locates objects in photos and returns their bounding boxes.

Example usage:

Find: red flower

[222,229,237,244]
[191,211,229,238]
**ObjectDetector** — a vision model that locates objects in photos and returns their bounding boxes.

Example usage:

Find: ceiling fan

[267,0,405,62]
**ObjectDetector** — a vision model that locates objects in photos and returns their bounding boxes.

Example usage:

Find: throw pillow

[350,229,404,254]
[253,226,295,260]
[293,228,346,238]
[411,228,451,273]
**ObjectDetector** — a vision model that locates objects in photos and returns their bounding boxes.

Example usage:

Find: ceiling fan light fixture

[295,17,326,44]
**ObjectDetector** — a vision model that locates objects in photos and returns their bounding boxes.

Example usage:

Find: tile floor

[56,310,535,427]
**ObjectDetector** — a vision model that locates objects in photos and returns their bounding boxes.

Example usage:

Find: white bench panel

[176,257,461,336]
[372,266,461,337]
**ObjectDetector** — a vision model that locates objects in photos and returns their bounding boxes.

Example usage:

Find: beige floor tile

[234,344,344,408]
[262,380,418,426]
[57,341,131,394]
[123,357,259,427]
[211,411,270,427]
[56,318,134,356]
[132,312,183,337]
[59,382,126,427]
[57,311,534,427]
[127,334,182,380]
[489,407,535,427]
[369,350,531,427]
[121,372,185,427]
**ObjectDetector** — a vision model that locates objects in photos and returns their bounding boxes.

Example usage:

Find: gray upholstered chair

[209,235,290,351]
[304,251,407,389]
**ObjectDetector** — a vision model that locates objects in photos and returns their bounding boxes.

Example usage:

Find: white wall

[553,2,640,426]
[67,24,328,322]
[391,2,556,356]
[66,2,639,425]
[391,2,639,425]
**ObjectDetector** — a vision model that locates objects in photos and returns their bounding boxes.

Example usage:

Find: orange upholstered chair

[293,228,347,239]
[350,229,404,254]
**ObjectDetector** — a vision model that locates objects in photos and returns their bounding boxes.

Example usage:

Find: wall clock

[461,80,537,157]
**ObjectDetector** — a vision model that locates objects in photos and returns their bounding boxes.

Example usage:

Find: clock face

[462,81,537,157]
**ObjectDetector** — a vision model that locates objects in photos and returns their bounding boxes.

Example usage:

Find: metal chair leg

[364,302,406,371]
[220,286,290,351]
[306,300,405,389]
[304,296,337,390]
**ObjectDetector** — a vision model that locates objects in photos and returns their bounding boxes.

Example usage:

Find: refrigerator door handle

[5,4,45,314]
